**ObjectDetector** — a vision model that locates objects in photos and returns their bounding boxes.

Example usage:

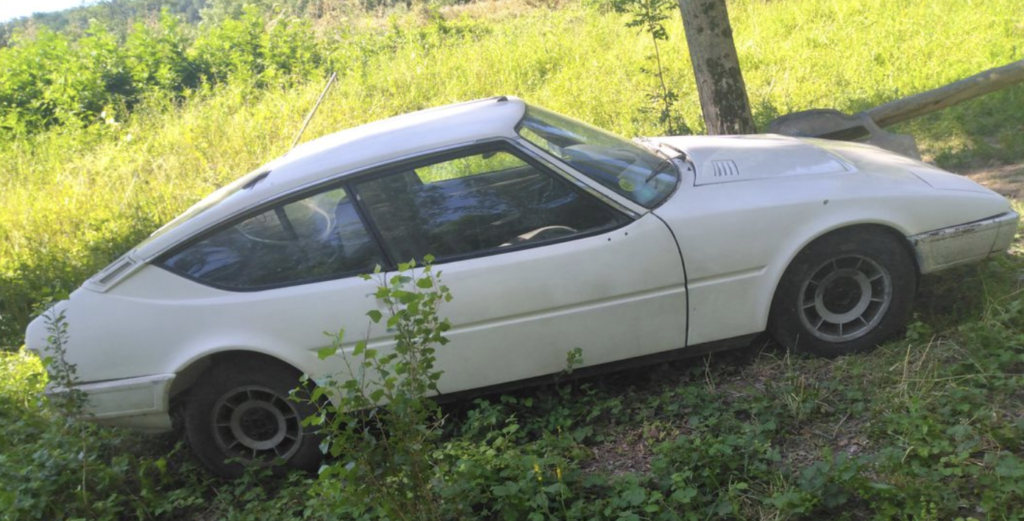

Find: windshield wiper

[645,158,677,183]
[636,136,688,183]
[651,140,696,180]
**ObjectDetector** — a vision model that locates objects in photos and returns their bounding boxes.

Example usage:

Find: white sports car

[26,96,1018,476]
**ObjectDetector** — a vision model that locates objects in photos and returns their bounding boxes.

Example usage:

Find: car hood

[652,134,857,186]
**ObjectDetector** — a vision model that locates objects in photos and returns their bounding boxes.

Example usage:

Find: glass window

[353,148,630,263]
[160,186,383,289]
[518,105,678,208]
[139,169,271,249]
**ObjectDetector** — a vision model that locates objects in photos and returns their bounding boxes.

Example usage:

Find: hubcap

[798,255,892,342]
[212,386,302,464]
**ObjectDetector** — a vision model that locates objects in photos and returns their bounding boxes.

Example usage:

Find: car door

[350,142,688,394]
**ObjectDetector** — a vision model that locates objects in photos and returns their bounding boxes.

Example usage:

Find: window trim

[348,141,635,267]
[155,186,388,292]
[155,139,636,292]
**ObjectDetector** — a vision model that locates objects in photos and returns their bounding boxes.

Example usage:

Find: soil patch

[957,163,1024,199]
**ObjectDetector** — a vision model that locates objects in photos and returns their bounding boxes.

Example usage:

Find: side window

[160,186,383,289]
[353,148,630,262]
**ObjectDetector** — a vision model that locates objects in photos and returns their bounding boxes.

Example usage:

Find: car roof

[134,96,527,260]
[266,96,526,189]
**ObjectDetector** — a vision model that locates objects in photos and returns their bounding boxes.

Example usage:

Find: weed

[304,257,451,520]
[35,303,87,419]
[613,0,689,135]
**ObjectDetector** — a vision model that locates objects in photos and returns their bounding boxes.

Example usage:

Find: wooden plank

[867,59,1024,128]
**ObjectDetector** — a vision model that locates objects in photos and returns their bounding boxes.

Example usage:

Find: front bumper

[910,211,1019,274]
[46,374,176,433]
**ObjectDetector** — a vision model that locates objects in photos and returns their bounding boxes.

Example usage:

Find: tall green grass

[1,0,1022,345]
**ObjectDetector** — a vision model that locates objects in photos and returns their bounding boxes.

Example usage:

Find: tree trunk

[677,0,756,135]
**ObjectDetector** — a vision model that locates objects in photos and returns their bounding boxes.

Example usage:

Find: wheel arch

[781,222,918,278]
[168,349,309,406]
[766,222,919,319]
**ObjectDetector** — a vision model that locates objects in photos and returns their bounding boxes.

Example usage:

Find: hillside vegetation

[1,0,1022,519]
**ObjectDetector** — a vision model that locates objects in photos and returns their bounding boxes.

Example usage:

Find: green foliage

[565,346,584,374]
[613,0,688,135]
[124,11,199,95]
[0,5,322,136]
[199,0,291,24]
[0,349,46,420]
[0,27,74,132]
[191,5,323,87]
[306,257,452,520]
[36,303,88,418]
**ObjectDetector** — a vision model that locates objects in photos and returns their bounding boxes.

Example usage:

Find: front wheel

[769,230,917,357]
[184,360,322,478]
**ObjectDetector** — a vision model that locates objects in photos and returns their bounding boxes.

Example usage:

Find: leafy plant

[304,256,452,520]
[36,303,87,418]
[565,346,584,375]
[613,0,689,135]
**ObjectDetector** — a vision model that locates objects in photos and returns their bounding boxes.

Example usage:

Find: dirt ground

[959,163,1024,199]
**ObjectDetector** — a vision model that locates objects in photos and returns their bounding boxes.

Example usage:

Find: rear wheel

[184,360,321,478]
[769,229,916,357]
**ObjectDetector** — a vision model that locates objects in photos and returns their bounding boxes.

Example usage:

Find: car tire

[769,229,917,357]
[183,359,322,478]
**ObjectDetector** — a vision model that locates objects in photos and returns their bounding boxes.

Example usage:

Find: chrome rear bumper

[910,211,1019,274]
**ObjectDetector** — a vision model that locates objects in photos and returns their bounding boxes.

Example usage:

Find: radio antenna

[290,71,338,150]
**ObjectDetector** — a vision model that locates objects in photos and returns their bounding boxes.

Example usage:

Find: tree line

[0,0,484,136]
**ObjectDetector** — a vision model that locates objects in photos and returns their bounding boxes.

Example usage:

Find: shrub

[305,257,451,520]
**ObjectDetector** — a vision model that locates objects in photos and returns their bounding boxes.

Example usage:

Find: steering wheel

[237,203,334,245]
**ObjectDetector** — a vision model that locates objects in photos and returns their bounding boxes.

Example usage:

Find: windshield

[517,105,678,208]
[136,168,271,249]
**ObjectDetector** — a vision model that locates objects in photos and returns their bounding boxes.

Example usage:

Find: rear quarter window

[159,186,383,290]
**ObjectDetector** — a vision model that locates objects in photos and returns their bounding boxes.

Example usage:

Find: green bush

[306,258,451,520]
